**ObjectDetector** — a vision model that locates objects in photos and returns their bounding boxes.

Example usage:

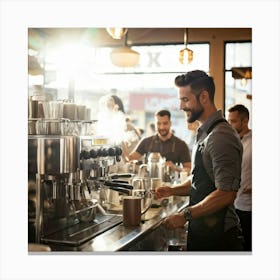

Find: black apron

[187,119,227,251]
[147,135,176,162]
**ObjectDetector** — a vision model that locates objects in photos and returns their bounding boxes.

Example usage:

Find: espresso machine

[28,112,128,250]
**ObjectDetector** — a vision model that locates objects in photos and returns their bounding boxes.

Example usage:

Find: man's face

[179,85,204,123]
[228,111,243,134]
[155,115,171,137]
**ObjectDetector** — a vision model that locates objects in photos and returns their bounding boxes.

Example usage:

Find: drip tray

[41,214,123,246]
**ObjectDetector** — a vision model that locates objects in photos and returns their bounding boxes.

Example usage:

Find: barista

[127,109,191,173]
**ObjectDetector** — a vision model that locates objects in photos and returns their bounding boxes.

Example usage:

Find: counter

[46,196,189,252]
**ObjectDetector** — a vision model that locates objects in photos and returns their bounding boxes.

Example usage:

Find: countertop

[44,195,189,252]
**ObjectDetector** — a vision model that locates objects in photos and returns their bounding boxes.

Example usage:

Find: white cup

[180,171,189,183]
[150,178,162,192]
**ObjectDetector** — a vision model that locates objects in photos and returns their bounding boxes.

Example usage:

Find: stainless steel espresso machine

[28,117,128,251]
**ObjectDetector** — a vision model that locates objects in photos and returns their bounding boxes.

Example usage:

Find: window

[224,42,252,127]
[39,43,210,141]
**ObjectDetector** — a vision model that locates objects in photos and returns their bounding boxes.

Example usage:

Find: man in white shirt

[228,104,252,251]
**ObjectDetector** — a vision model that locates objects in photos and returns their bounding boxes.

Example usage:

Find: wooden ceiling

[28,28,252,50]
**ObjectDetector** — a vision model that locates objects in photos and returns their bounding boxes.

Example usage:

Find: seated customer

[128,109,191,173]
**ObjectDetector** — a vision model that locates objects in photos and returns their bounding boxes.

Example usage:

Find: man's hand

[154,186,173,199]
[165,160,178,172]
[162,213,186,229]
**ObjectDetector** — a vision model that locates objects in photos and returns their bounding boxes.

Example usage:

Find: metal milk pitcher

[147,152,165,179]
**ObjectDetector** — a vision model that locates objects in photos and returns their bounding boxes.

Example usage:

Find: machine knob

[115,146,122,156]
[80,150,85,159]
[101,148,109,157]
[89,149,98,158]
[80,150,90,160]
[97,148,103,157]
[108,147,116,156]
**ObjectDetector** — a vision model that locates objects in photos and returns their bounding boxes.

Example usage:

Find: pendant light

[241,68,252,86]
[231,67,252,87]
[106,28,128,40]
[110,31,140,67]
[179,28,193,64]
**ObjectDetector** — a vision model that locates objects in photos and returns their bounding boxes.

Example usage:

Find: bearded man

[128,109,191,173]
[155,70,244,251]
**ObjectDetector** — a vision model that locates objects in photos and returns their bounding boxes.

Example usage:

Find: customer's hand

[162,213,186,229]
[154,186,172,199]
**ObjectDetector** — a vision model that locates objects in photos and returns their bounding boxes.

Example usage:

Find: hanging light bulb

[240,68,252,87]
[179,47,193,64]
[179,28,193,64]
[110,31,140,67]
[240,78,247,86]
[106,28,128,39]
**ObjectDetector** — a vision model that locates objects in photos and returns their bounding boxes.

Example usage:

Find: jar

[36,118,70,135]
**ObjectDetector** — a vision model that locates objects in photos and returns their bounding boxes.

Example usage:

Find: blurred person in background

[185,117,200,156]
[128,109,191,174]
[97,94,141,168]
[155,70,244,251]
[146,121,156,137]
[228,104,252,251]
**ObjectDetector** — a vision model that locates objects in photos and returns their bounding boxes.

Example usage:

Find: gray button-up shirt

[234,130,252,211]
[193,110,243,231]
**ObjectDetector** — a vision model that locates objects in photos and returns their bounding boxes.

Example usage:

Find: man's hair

[228,104,250,120]
[155,109,171,120]
[174,70,215,102]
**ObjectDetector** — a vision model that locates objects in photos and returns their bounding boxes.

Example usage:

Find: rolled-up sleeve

[203,130,243,191]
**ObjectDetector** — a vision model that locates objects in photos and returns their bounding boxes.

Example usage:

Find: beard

[158,129,169,137]
[185,104,204,123]
[235,125,242,134]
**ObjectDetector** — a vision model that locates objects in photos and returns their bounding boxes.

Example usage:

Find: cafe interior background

[24,27,256,254]
[1,0,278,279]
[28,28,252,143]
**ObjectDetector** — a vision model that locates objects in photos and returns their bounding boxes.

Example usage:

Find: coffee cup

[132,177,151,191]
[150,178,162,192]
[123,192,152,226]
[180,171,189,183]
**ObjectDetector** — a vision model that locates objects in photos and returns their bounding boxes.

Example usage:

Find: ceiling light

[179,28,193,64]
[231,67,252,87]
[106,28,128,39]
[110,32,140,67]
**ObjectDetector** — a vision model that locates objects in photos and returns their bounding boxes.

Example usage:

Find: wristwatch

[183,208,192,221]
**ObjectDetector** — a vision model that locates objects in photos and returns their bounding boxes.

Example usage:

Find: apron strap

[147,135,157,152]
[207,118,228,134]
[171,136,176,153]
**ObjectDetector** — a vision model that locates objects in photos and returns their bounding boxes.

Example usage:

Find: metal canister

[28,118,39,135]
[28,135,79,175]
[28,99,39,118]
[36,119,70,135]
